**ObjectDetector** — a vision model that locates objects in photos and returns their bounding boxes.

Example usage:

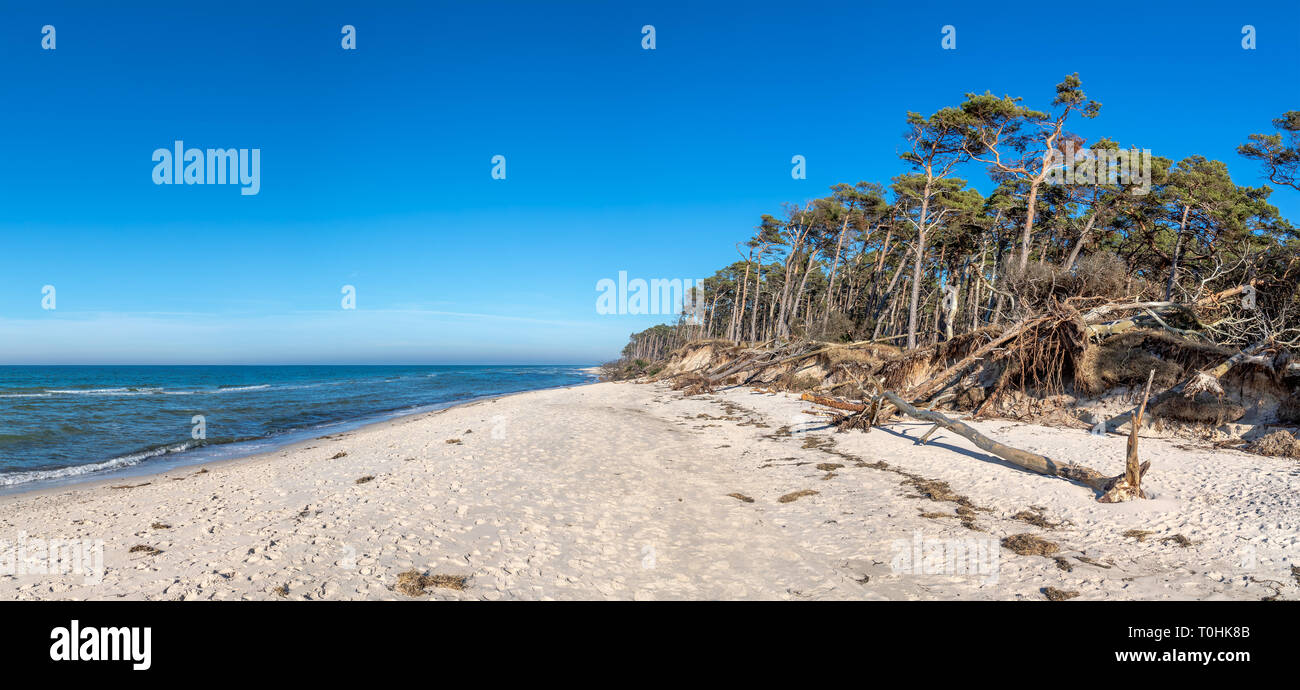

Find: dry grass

[726,493,755,503]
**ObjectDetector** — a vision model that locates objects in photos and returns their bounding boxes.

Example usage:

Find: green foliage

[612,76,1299,358]
[1238,111,1300,191]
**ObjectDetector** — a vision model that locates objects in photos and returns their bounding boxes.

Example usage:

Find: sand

[1,381,1297,601]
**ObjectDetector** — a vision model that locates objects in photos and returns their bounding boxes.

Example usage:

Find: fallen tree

[904,317,1039,403]
[802,390,1150,502]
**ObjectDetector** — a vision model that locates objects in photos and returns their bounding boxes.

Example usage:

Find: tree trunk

[907,232,927,349]
[749,251,766,343]
[820,216,851,334]
[1062,212,1098,270]
[1017,180,1042,270]
[802,391,1144,498]
[1165,204,1192,301]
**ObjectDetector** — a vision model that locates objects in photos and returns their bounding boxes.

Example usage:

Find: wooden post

[1100,369,1155,503]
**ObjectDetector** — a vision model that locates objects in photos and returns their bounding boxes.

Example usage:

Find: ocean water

[0,365,595,492]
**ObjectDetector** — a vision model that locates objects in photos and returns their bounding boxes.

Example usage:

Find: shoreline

[0,379,598,501]
[2,380,1295,601]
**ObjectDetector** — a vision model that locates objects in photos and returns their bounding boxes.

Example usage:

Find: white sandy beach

[1,381,1297,601]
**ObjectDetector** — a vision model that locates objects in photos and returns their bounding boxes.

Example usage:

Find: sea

[0,365,596,493]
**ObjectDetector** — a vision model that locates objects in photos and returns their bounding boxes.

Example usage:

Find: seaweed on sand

[777,489,818,503]
[1042,587,1079,601]
[1001,534,1060,557]
[395,569,469,596]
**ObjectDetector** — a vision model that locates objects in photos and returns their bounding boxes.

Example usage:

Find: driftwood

[1078,284,1252,339]
[1082,302,1202,338]
[1099,369,1154,503]
[1079,283,1255,340]
[1195,280,1258,308]
[802,391,1146,500]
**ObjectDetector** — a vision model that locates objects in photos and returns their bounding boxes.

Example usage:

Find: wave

[214,384,271,393]
[45,387,164,396]
[0,441,196,486]
[0,384,278,398]
[0,366,598,490]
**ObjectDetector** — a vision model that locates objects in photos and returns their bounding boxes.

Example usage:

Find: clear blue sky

[1,0,1296,364]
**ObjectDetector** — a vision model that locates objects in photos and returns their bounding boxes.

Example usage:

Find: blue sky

[1,0,1297,364]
